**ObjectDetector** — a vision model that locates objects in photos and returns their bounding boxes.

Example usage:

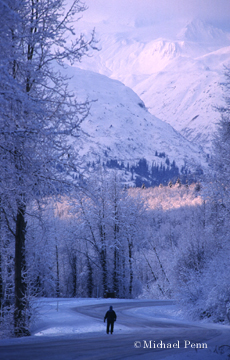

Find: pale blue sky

[80,0,230,30]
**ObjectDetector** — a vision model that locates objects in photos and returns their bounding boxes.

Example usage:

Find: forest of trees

[0,0,96,336]
[0,0,230,339]
[1,168,230,336]
[105,156,181,187]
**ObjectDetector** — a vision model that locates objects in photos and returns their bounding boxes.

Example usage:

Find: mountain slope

[133,46,230,150]
[76,18,230,152]
[62,65,207,184]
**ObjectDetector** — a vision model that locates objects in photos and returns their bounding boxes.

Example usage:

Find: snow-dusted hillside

[133,44,230,151]
[75,18,230,152]
[62,65,206,184]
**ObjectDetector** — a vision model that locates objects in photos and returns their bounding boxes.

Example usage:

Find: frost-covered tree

[210,66,230,237]
[0,0,95,336]
[195,66,230,322]
[213,67,230,188]
[172,68,230,322]
[71,170,146,298]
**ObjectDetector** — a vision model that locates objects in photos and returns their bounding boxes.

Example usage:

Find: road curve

[0,300,226,360]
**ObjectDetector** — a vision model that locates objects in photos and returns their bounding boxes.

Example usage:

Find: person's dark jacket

[104,306,117,323]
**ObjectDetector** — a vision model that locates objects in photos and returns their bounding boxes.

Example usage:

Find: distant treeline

[87,155,203,187]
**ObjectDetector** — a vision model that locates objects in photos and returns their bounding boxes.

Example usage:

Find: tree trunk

[72,254,77,297]
[56,245,60,298]
[0,251,2,320]
[128,241,133,297]
[113,184,119,296]
[87,256,93,298]
[100,224,107,296]
[113,247,119,296]
[122,249,126,297]
[14,205,30,336]
[100,248,107,296]
[0,207,3,318]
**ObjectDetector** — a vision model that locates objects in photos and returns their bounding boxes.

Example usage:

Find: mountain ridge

[61,65,207,186]
[75,18,230,152]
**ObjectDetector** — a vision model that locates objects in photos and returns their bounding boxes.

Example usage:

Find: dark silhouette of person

[104,305,117,334]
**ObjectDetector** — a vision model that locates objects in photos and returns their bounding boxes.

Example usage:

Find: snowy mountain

[63,65,206,186]
[178,19,230,44]
[75,18,230,153]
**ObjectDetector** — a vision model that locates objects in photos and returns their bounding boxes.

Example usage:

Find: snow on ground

[30,298,189,338]
[31,298,131,337]
[1,298,230,359]
[31,298,230,359]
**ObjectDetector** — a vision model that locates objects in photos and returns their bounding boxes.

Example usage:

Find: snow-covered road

[0,298,230,359]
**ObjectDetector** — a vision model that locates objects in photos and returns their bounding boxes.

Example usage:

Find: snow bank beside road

[31,298,131,337]
[1,298,230,360]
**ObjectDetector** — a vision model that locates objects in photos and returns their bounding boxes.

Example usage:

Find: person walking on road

[104,306,117,334]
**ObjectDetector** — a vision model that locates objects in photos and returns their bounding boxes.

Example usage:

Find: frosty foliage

[24,175,229,321]
[1,0,230,339]
[1,168,230,337]
[0,0,96,336]
[170,67,230,324]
